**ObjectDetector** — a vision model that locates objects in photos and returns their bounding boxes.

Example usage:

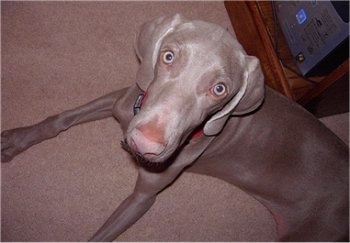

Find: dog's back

[188,87,349,241]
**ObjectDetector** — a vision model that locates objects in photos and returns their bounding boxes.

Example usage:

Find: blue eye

[212,83,226,96]
[163,51,174,64]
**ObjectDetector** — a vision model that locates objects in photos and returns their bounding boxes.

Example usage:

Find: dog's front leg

[1,88,129,162]
[89,136,215,242]
[89,191,156,242]
[89,166,184,242]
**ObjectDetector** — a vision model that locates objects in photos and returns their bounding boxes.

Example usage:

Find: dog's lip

[141,152,162,162]
[121,136,188,172]
[136,154,172,172]
[130,138,168,161]
[121,139,167,162]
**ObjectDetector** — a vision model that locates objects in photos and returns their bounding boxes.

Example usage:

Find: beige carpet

[2,1,345,242]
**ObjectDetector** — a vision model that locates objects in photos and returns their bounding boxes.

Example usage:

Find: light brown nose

[129,120,167,160]
[137,122,166,145]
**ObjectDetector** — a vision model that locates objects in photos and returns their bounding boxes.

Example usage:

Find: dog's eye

[212,83,227,97]
[162,51,174,64]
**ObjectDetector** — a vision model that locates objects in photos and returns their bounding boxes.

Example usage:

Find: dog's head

[126,14,264,168]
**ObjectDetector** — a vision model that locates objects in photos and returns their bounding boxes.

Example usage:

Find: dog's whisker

[120,139,131,152]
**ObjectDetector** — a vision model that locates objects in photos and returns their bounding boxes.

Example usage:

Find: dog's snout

[129,122,167,160]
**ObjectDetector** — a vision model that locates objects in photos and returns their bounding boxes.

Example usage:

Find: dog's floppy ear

[203,55,265,136]
[135,14,187,91]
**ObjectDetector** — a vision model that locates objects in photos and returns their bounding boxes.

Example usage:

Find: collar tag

[133,93,144,115]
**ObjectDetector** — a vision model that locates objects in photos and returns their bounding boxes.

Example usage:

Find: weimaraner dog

[2,14,349,241]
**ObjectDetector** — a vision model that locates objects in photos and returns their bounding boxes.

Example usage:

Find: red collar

[190,126,204,139]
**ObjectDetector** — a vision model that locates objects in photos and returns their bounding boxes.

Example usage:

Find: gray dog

[2,14,348,241]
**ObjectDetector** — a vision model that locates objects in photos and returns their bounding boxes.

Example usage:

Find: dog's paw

[1,127,32,163]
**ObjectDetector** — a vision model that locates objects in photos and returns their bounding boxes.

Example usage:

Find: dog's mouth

[121,139,173,172]
[120,120,204,173]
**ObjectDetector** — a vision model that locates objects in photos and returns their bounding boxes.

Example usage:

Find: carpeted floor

[1,1,347,242]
